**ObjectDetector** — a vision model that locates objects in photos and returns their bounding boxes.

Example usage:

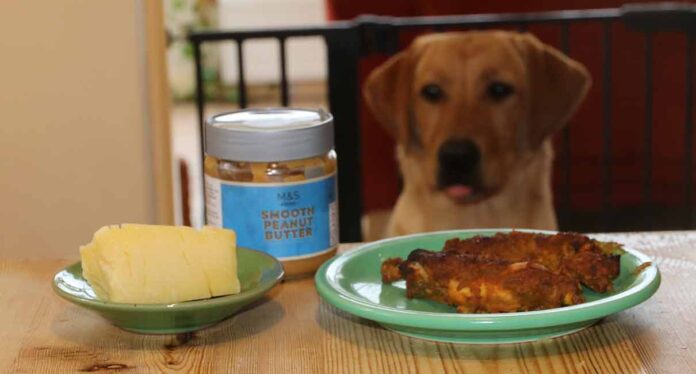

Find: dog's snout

[438,139,480,174]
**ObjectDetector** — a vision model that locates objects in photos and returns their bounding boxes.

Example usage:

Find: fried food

[381,258,404,283]
[443,232,622,292]
[383,249,584,313]
[380,232,623,313]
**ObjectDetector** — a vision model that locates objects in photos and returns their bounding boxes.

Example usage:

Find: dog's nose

[438,139,481,176]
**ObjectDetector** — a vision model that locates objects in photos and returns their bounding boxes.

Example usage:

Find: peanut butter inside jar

[204,109,338,279]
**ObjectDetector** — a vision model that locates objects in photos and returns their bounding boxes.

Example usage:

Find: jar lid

[205,108,334,162]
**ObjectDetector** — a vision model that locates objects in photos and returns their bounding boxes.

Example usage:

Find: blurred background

[166,0,330,229]
[173,0,696,238]
[1,0,694,258]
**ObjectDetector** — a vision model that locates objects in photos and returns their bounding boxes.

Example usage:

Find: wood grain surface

[1,232,695,373]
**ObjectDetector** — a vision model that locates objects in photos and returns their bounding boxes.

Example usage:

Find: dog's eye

[487,82,514,101]
[420,83,444,102]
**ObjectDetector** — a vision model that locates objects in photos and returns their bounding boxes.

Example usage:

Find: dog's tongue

[445,185,473,199]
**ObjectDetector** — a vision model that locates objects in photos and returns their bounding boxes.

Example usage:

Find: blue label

[218,175,337,259]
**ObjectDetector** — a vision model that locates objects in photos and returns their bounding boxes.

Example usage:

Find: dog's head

[364,31,591,203]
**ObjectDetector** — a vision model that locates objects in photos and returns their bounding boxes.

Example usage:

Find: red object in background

[328,0,696,215]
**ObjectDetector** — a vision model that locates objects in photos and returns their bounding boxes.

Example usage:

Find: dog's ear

[515,33,591,149]
[363,50,413,141]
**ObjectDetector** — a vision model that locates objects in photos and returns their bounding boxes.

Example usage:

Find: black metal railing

[189,3,696,241]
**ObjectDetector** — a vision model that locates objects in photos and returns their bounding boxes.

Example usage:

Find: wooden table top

[1,232,695,373]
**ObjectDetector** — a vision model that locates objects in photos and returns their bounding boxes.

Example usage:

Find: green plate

[316,229,660,344]
[53,247,284,334]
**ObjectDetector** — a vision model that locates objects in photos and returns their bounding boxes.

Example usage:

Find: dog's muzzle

[437,139,481,201]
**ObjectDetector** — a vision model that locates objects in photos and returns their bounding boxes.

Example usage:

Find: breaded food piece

[443,232,622,292]
[386,249,584,313]
[381,257,404,283]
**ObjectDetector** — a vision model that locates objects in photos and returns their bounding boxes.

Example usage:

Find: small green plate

[53,247,284,334]
[316,229,660,344]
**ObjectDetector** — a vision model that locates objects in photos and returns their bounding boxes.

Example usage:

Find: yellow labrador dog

[363,31,590,239]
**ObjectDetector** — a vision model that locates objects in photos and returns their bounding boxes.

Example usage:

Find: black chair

[190,3,696,241]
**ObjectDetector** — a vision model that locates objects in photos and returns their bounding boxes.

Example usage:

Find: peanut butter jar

[204,108,338,278]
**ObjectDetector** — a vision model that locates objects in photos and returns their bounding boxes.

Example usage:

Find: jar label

[205,174,338,259]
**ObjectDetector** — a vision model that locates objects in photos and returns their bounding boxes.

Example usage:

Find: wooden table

[1,232,694,373]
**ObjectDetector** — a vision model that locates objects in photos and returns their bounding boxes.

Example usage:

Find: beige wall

[0,0,172,259]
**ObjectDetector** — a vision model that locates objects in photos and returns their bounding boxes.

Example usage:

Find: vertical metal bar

[685,33,694,228]
[279,37,290,106]
[179,160,191,227]
[325,28,363,242]
[193,41,206,157]
[559,22,572,222]
[236,39,247,108]
[601,21,613,230]
[643,32,654,229]
[560,23,570,50]
[385,28,400,54]
[193,40,207,222]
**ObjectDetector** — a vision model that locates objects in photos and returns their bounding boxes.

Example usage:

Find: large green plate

[316,229,660,344]
[53,247,284,334]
